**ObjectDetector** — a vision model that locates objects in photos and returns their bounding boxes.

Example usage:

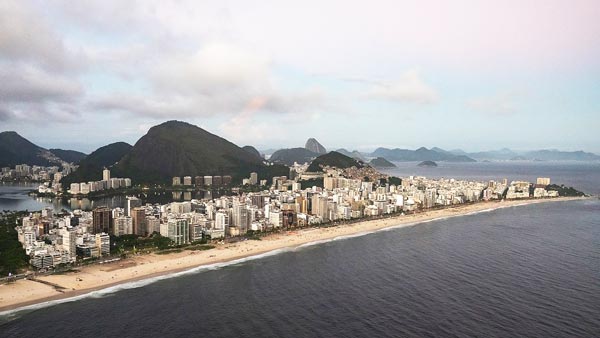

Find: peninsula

[0,196,585,313]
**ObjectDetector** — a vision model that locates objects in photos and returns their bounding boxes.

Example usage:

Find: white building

[160,218,190,245]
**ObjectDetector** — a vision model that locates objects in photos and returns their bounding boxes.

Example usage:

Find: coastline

[0,196,587,315]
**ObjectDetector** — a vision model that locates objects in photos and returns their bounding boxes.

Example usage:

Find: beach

[0,197,585,313]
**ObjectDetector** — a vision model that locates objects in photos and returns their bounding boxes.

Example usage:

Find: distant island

[370,157,397,168]
[418,161,438,167]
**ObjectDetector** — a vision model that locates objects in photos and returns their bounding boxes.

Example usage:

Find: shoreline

[0,196,588,315]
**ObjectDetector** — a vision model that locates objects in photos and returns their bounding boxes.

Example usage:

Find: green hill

[369,157,396,168]
[49,149,87,164]
[0,131,54,167]
[113,121,287,184]
[270,148,318,165]
[61,142,132,187]
[372,147,476,162]
[242,145,263,161]
[307,151,364,172]
[417,160,438,167]
[335,148,366,161]
[305,138,327,154]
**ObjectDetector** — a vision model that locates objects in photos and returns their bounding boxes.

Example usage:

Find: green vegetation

[369,157,397,168]
[244,230,262,240]
[156,248,183,255]
[0,211,30,275]
[110,233,174,254]
[306,151,363,172]
[48,149,87,164]
[242,145,263,161]
[378,176,402,186]
[238,184,270,193]
[61,142,133,188]
[186,244,216,251]
[0,131,53,167]
[270,147,318,166]
[388,176,402,186]
[417,160,438,167]
[300,178,324,189]
[112,120,285,185]
[545,184,586,197]
[111,233,218,255]
[334,149,365,161]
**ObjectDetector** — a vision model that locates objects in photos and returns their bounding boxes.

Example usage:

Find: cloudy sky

[1,0,599,153]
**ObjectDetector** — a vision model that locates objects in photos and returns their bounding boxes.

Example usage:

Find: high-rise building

[95,233,110,256]
[92,206,112,234]
[62,229,77,259]
[160,218,189,245]
[250,193,268,209]
[70,183,80,194]
[195,176,204,187]
[215,210,229,230]
[132,207,147,236]
[126,196,142,216]
[232,199,249,233]
[172,177,181,186]
[536,177,551,186]
[103,168,111,181]
[311,195,329,221]
[269,210,282,228]
[324,177,337,190]
[281,210,297,228]
[113,216,133,236]
[183,176,192,186]
[146,216,160,235]
[249,172,258,185]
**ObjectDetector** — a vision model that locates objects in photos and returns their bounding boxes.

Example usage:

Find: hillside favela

[1,1,599,337]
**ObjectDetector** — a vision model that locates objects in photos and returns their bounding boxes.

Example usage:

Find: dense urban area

[2,160,564,276]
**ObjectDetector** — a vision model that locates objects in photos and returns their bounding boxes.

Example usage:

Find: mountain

[372,147,476,162]
[242,145,263,161]
[307,151,364,172]
[49,149,87,164]
[0,131,60,167]
[270,148,318,166]
[259,148,279,156]
[463,148,519,161]
[523,150,600,161]
[369,157,396,168]
[461,148,600,161]
[61,142,132,187]
[335,148,366,161]
[418,160,438,167]
[113,121,288,184]
[305,138,327,155]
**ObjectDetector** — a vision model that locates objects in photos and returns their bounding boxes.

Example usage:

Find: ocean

[1,162,599,337]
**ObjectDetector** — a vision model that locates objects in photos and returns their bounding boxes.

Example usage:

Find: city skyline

[1,0,599,153]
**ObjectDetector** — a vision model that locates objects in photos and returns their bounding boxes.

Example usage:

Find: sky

[0,0,599,154]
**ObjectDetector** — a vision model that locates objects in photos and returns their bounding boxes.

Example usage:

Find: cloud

[0,65,83,103]
[466,91,522,115]
[91,42,331,119]
[362,70,438,104]
[218,109,290,146]
[0,0,82,72]
[0,0,84,123]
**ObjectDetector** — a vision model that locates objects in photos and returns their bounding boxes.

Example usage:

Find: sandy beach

[0,197,586,313]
